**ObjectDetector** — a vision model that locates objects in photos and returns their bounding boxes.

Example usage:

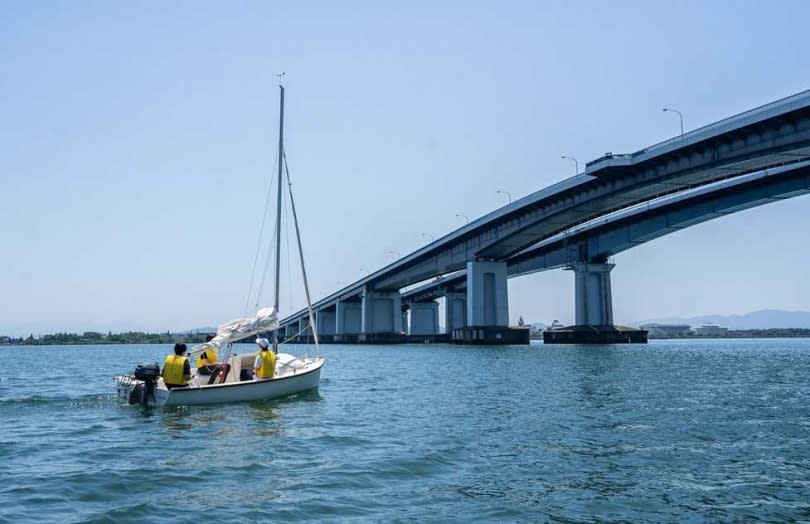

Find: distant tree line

[653,328,810,339]
[700,328,810,338]
[0,331,211,346]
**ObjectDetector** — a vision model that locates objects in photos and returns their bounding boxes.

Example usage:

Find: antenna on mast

[276,72,285,86]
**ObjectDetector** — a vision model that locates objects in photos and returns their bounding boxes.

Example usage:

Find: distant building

[639,323,691,338]
[693,324,729,336]
[549,320,565,330]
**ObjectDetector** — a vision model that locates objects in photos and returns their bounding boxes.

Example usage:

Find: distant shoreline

[0,331,212,346]
[529,328,810,341]
[649,328,810,339]
[6,327,810,346]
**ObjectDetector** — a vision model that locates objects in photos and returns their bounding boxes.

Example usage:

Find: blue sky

[2,1,809,335]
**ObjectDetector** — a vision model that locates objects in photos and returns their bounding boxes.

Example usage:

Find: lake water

[1,339,809,522]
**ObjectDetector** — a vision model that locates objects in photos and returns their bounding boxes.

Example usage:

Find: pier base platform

[281,330,528,345]
[451,326,531,345]
[405,333,451,344]
[543,325,647,344]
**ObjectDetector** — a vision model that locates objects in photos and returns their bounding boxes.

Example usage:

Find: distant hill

[633,309,810,330]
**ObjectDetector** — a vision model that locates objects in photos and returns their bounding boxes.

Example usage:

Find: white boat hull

[159,360,322,406]
[116,356,323,407]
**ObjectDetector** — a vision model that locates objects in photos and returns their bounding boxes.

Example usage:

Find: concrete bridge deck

[278,90,810,344]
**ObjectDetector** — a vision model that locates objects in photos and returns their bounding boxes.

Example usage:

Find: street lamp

[662,108,684,139]
[561,155,579,175]
[421,232,434,242]
[455,213,469,224]
[387,249,401,259]
[496,189,512,204]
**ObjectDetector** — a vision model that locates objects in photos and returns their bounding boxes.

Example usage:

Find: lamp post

[561,155,579,175]
[387,249,401,260]
[662,108,684,139]
[455,213,469,224]
[496,189,512,204]
[421,232,434,242]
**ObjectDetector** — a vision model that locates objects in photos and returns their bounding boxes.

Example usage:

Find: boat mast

[273,83,284,352]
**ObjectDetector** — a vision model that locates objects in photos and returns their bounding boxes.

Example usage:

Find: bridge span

[280,90,810,344]
[401,159,810,338]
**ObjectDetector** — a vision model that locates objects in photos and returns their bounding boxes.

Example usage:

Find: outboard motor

[131,362,160,406]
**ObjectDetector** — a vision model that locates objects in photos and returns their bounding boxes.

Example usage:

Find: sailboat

[115,83,324,407]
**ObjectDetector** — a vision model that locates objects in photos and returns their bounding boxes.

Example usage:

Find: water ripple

[1,340,810,521]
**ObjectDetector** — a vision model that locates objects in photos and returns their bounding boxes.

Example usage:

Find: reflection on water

[162,407,196,433]
[245,402,282,438]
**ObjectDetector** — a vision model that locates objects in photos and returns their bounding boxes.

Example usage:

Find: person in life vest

[162,343,191,389]
[196,334,220,376]
[253,338,276,380]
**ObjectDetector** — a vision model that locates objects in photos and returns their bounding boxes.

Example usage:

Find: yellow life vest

[163,355,189,385]
[196,346,219,368]
[255,350,276,379]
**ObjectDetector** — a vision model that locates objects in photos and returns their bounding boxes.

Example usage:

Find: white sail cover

[189,307,279,358]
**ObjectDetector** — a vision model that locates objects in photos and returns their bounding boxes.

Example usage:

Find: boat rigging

[115,82,324,407]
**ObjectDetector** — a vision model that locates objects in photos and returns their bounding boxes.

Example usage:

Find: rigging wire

[255,192,280,310]
[244,157,278,315]
[283,150,321,358]
[255,148,282,310]
[285,179,294,316]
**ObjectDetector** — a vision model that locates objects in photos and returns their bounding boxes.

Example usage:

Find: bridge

[280,89,810,344]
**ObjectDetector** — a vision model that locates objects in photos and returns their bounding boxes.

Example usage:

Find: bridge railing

[587,89,810,170]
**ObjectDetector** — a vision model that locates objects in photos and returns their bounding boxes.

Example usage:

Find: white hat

[256,337,270,349]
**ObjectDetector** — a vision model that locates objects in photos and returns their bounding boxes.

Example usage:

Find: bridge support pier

[467,261,509,327]
[409,301,439,336]
[544,262,647,344]
[451,261,528,344]
[283,323,295,341]
[574,262,614,327]
[360,289,406,343]
[444,292,467,334]
[315,309,336,342]
[334,300,362,342]
[298,317,310,342]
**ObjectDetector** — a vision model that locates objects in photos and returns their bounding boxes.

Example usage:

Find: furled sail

[188,307,279,358]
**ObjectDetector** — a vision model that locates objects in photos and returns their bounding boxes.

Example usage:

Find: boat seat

[220,354,261,383]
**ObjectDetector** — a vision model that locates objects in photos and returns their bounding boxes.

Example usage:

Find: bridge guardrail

[587,89,810,171]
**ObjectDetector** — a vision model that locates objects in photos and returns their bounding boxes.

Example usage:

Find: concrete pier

[466,261,508,327]
[358,289,406,343]
[444,292,467,333]
[334,300,362,342]
[316,309,336,336]
[448,261,527,344]
[574,262,614,327]
[409,301,439,335]
[544,262,646,344]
